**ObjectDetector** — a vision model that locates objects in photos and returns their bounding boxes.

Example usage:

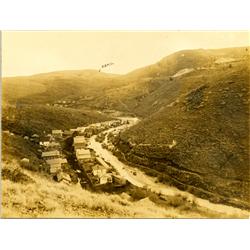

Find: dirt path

[88,118,249,218]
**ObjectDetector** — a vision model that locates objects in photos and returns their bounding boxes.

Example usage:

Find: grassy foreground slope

[1,161,248,218]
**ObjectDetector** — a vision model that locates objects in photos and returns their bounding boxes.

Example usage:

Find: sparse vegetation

[2,161,247,218]
[2,46,249,217]
[113,50,250,209]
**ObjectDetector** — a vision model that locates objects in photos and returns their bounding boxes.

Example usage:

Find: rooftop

[76,154,92,160]
[52,130,63,134]
[46,158,66,165]
[73,136,86,144]
[76,149,91,155]
[48,142,60,146]
[42,150,60,157]
[92,165,107,171]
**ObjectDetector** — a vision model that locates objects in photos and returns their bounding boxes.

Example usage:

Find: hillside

[2,69,122,105]
[3,47,249,115]
[2,161,247,218]
[2,104,110,137]
[114,52,250,209]
[2,46,250,215]
[113,47,250,116]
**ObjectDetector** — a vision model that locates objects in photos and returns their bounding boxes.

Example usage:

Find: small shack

[92,165,107,177]
[56,172,71,185]
[99,173,112,184]
[112,174,127,186]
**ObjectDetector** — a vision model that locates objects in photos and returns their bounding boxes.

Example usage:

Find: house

[60,158,68,167]
[99,174,112,184]
[42,150,60,160]
[92,165,107,177]
[55,172,71,184]
[46,158,67,174]
[63,130,73,137]
[52,130,63,137]
[76,127,86,135]
[73,136,87,149]
[49,163,62,174]
[77,126,86,131]
[46,158,67,165]
[47,142,60,150]
[112,174,127,186]
[76,149,93,162]
[46,158,62,173]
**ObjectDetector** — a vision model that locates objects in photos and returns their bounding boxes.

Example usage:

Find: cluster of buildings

[37,119,128,187]
[40,130,71,185]
[72,121,127,187]
[73,134,113,186]
[51,100,76,108]
[50,96,96,108]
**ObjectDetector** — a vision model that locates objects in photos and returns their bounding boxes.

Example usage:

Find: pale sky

[2,31,249,77]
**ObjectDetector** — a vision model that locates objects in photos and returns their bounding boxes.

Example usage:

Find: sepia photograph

[1,31,249,219]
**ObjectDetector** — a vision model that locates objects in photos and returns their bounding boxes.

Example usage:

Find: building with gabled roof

[73,136,87,149]
[99,174,112,184]
[92,165,107,177]
[46,158,68,174]
[45,141,60,150]
[75,148,93,162]
[42,150,60,160]
[56,172,71,184]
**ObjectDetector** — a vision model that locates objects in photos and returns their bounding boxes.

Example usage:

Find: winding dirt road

[88,117,249,218]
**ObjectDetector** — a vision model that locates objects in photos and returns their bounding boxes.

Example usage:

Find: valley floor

[1,117,249,218]
[88,120,249,218]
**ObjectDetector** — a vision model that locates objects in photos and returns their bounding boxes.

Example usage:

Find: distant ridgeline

[2,46,249,209]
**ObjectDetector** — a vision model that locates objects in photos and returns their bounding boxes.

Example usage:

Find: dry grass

[1,161,247,218]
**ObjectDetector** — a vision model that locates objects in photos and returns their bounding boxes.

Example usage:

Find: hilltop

[101,47,250,116]
[113,48,250,209]
[2,46,250,213]
[2,69,121,105]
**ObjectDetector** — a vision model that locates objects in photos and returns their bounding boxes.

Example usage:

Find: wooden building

[73,136,87,150]
[76,148,93,163]
[42,150,60,160]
